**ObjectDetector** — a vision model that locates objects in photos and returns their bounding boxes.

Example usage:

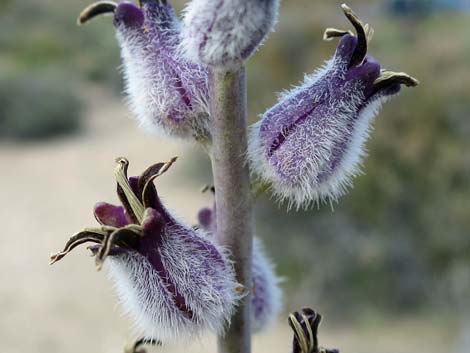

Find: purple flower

[248,4,419,208]
[180,0,280,68]
[50,158,240,342]
[78,1,211,143]
[197,201,283,333]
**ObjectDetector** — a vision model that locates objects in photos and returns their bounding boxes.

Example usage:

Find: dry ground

[0,87,460,353]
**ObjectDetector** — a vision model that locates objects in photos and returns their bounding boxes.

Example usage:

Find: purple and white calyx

[248,4,418,209]
[78,0,211,143]
[197,201,283,333]
[50,158,241,342]
[180,0,280,68]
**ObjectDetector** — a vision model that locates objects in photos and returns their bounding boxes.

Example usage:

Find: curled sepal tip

[323,28,353,41]
[340,3,369,67]
[77,1,117,25]
[49,228,109,265]
[374,70,419,88]
[288,308,338,353]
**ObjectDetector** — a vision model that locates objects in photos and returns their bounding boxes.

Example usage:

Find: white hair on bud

[248,56,394,210]
[195,203,283,332]
[116,23,211,142]
[105,224,241,342]
[251,237,283,333]
[180,0,280,67]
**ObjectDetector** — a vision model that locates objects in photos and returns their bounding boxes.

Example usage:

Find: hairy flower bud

[180,0,280,67]
[248,4,418,208]
[50,158,240,342]
[197,202,282,332]
[78,1,211,143]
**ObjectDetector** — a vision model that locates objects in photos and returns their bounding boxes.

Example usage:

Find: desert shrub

[0,70,83,140]
[0,0,122,92]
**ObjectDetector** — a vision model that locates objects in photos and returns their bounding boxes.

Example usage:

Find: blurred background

[1,0,469,352]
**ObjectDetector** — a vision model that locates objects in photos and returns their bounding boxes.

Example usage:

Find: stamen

[268,104,319,157]
[50,229,109,265]
[341,4,368,67]
[115,158,145,224]
[77,1,118,25]
[323,28,353,41]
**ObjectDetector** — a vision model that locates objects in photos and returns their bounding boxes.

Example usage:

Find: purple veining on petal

[141,1,206,115]
[267,104,320,158]
[174,74,192,109]
[140,208,194,320]
[260,84,326,155]
[198,0,225,55]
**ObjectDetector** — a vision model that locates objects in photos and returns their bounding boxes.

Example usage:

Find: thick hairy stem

[209,66,253,353]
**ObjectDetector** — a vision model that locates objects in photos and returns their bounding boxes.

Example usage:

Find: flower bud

[78,1,211,143]
[197,202,282,332]
[248,4,418,208]
[180,0,280,68]
[51,158,240,342]
[250,237,283,332]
